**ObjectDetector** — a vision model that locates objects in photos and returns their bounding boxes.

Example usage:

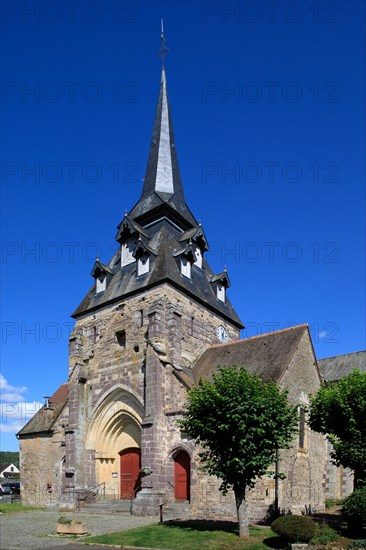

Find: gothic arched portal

[86,387,143,499]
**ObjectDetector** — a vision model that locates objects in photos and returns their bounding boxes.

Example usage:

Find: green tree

[0,451,19,468]
[309,369,366,488]
[179,367,299,538]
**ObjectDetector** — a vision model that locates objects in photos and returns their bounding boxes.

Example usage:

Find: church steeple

[128,32,197,229]
[72,31,243,331]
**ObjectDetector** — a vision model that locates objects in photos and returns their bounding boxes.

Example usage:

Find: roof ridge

[318,350,366,361]
[206,323,308,349]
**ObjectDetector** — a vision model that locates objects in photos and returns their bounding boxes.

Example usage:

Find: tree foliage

[0,451,19,468]
[309,369,366,487]
[343,486,366,534]
[179,367,298,537]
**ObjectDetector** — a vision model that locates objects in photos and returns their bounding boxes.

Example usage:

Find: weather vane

[158,19,169,68]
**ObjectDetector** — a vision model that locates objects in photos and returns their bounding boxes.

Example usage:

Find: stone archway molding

[86,386,143,498]
[169,443,193,459]
[91,384,144,421]
[87,385,144,449]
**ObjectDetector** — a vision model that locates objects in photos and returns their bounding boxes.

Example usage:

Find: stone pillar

[59,364,88,511]
[132,345,167,515]
[85,449,97,489]
[167,305,182,366]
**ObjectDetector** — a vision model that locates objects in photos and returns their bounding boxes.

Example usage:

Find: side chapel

[18,47,331,521]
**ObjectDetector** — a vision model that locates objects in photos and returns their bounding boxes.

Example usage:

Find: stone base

[57,523,87,535]
[59,503,76,512]
[132,489,167,516]
[59,491,76,512]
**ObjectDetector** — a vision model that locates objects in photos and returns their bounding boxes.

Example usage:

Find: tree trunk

[234,487,249,538]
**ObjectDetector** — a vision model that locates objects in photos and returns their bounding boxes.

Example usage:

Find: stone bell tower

[59,37,243,513]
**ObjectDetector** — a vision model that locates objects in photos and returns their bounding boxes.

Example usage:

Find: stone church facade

[18,63,362,521]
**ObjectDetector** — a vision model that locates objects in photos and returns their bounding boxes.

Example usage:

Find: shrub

[325,497,344,509]
[57,516,71,525]
[343,488,366,534]
[271,515,318,543]
[349,539,366,549]
[310,524,339,545]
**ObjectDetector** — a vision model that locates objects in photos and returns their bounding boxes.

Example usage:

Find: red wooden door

[120,448,141,499]
[174,451,190,501]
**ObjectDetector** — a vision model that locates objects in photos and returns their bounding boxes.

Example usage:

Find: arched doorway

[86,387,143,500]
[174,450,190,501]
[120,448,141,499]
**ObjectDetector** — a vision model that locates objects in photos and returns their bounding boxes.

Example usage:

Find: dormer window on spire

[133,241,149,276]
[121,240,137,267]
[211,270,231,303]
[179,225,208,270]
[194,246,202,268]
[173,241,196,280]
[133,238,156,277]
[138,253,149,276]
[180,256,191,279]
[91,259,113,294]
[97,274,106,293]
[217,282,225,302]
[116,214,149,268]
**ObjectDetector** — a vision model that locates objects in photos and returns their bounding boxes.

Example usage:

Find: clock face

[216,325,228,343]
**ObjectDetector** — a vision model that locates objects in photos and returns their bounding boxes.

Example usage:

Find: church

[17,43,364,521]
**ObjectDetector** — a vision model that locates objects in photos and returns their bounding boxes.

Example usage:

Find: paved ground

[0,509,159,549]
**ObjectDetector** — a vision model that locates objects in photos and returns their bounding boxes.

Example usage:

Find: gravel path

[0,509,158,549]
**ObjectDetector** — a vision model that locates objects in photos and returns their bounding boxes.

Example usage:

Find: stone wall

[325,441,353,500]
[20,406,68,507]
[20,283,331,520]
[63,283,240,507]
[280,331,327,514]
[189,330,328,522]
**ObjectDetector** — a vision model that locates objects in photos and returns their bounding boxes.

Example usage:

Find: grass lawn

[85,520,284,549]
[0,503,44,513]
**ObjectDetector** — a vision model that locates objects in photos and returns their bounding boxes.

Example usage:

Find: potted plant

[56,516,87,535]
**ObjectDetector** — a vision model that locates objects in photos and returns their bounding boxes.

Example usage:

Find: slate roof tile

[318,351,366,382]
[17,383,68,437]
[73,223,242,326]
[193,324,309,383]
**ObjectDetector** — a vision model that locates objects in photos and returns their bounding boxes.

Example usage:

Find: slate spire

[72,35,244,329]
[129,52,197,228]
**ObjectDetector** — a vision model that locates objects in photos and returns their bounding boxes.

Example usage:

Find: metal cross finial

[158,19,169,68]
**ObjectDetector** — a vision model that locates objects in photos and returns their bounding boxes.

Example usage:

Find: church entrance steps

[78,499,135,514]
[77,498,191,520]
[77,498,268,523]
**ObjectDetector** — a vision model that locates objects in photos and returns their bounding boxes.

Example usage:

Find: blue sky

[1,0,365,451]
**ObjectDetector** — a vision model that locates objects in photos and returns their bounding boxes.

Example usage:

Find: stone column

[59,364,88,511]
[132,345,168,515]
